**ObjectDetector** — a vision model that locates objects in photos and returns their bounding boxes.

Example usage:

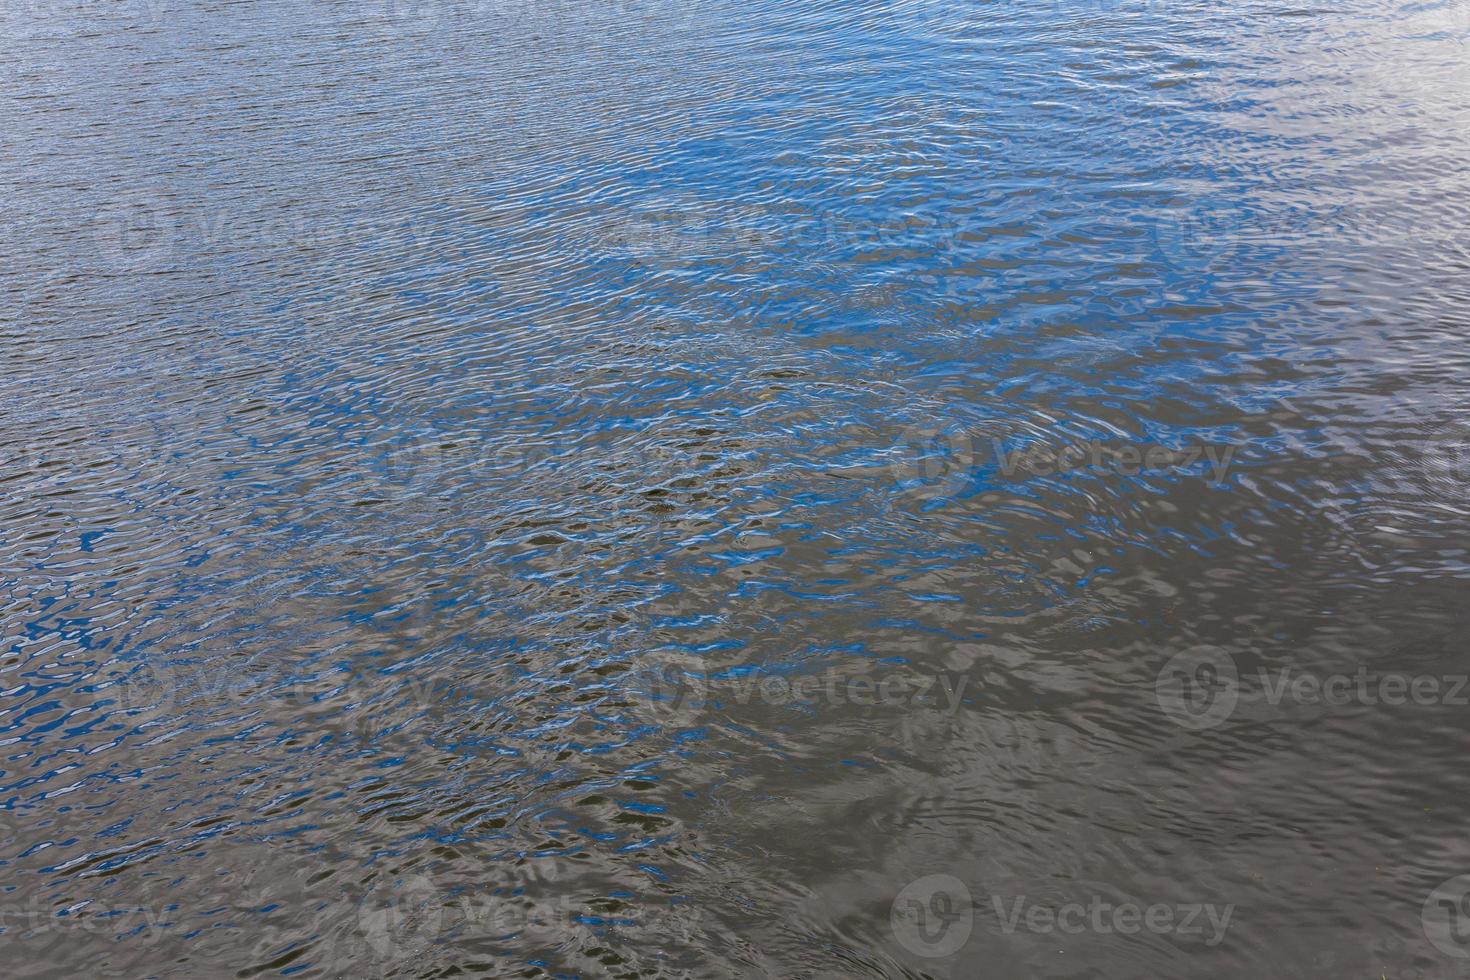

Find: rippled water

[4,0,1470,976]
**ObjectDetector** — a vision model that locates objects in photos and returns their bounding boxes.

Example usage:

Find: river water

[4,0,1470,976]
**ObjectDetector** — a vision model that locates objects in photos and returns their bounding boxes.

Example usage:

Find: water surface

[4,0,1470,976]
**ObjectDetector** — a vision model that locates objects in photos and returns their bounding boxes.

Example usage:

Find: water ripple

[4,0,1470,976]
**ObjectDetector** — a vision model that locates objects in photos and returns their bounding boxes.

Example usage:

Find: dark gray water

[4,0,1470,976]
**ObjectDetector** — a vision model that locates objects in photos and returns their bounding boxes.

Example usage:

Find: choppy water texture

[4,0,1470,976]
